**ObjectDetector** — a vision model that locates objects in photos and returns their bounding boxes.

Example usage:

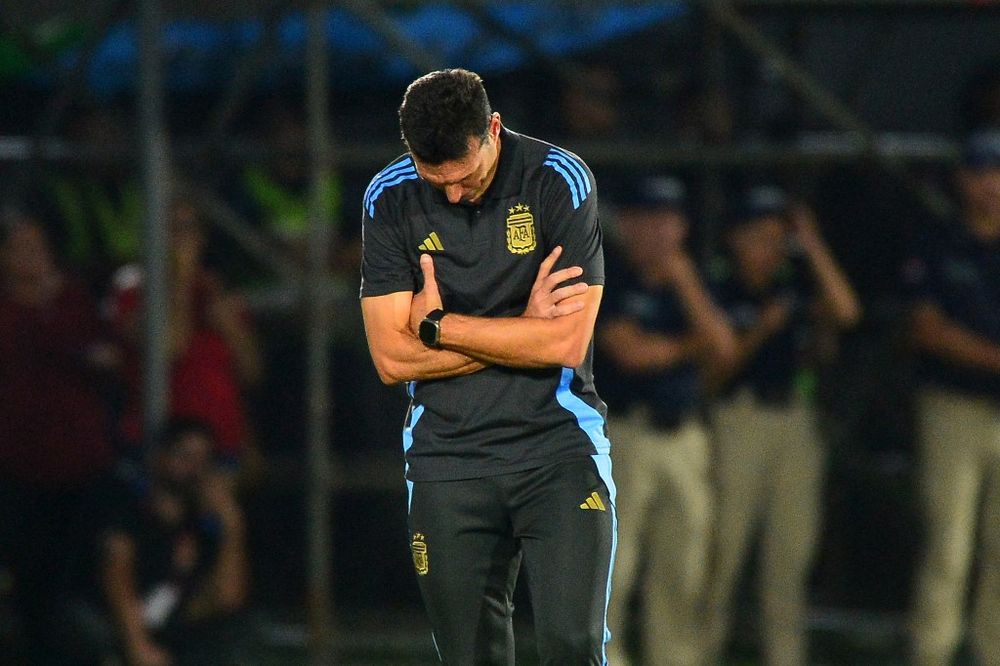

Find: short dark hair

[399,69,492,164]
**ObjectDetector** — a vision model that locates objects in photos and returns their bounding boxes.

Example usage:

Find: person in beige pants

[704,186,860,666]
[904,129,1000,666]
[597,176,734,666]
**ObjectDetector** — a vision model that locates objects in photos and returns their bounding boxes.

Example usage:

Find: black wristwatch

[418,309,447,348]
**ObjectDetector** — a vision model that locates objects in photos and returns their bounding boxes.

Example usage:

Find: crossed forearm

[438,312,585,369]
[375,328,490,383]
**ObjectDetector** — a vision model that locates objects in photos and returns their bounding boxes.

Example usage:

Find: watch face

[419,317,439,347]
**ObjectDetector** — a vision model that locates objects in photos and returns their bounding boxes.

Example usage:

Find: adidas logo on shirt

[418,232,444,252]
[579,491,606,512]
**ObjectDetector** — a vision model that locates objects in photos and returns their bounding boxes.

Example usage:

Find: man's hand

[523,246,588,319]
[409,254,444,334]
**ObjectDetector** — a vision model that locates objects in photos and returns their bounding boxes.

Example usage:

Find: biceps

[362,293,414,355]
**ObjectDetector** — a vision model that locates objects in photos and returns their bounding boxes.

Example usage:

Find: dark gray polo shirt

[360,128,609,482]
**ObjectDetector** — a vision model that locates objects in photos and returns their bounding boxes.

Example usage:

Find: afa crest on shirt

[506,203,537,255]
[411,532,429,575]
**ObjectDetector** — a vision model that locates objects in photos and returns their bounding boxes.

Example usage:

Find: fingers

[550,282,588,303]
[533,245,563,286]
[551,299,586,317]
[420,253,436,288]
[544,265,584,289]
[547,282,589,317]
[532,246,586,291]
[418,253,443,311]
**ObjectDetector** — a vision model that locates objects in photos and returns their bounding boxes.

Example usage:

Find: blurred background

[0,1,999,664]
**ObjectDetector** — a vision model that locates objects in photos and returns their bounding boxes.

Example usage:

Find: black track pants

[407,456,617,665]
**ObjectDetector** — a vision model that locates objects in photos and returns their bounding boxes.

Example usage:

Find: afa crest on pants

[506,203,536,254]
[411,532,429,575]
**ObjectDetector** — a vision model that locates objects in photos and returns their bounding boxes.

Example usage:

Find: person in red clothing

[109,194,262,468]
[0,208,121,663]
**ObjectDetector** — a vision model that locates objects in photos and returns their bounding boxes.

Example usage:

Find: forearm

[106,586,148,649]
[372,328,488,384]
[803,240,862,327]
[440,313,586,369]
[914,313,1000,375]
[103,550,154,655]
[435,284,601,369]
[362,293,489,384]
[635,333,702,372]
[705,324,770,389]
[187,519,249,619]
[600,320,699,373]
[671,273,736,359]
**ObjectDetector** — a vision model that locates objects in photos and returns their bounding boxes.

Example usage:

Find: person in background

[47,104,142,285]
[109,193,263,471]
[905,130,1000,666]
[0,208,120,663]
[599,176,734,666]
[92,418,249,666]
[703,186,861,666]
[234,101,342,269]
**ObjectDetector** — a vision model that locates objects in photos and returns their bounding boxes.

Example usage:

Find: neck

[481,133,502,195]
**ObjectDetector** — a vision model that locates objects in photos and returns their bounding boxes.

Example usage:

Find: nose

[444,184,464,204]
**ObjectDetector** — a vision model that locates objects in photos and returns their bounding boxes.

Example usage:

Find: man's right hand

[409,253,445,335]
[523,246,588,319]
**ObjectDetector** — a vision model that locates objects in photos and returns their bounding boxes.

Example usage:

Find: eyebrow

[417,163,479,187]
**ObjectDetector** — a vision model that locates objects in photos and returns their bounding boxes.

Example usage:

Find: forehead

[414,137,483,183]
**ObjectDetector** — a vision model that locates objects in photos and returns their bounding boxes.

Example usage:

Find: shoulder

[363,154,420,219]
[520,135,595,211]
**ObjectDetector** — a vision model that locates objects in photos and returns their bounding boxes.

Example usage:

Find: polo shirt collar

[481,126,522,201]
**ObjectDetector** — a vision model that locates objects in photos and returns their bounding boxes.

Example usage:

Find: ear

[489,112,502,140]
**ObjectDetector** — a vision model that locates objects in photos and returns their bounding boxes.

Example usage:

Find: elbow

[837,303,863,329]
[558,334,591,369]
[372,357,406,385]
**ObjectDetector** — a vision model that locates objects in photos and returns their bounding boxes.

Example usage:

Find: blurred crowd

[0,56,999,666]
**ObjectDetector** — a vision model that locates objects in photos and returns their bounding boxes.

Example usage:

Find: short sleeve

[539,147,604,286]
[359,182,416,299]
